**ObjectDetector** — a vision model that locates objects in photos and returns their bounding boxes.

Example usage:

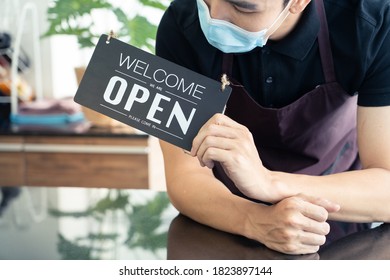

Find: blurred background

[0,0,171,190]
[1,0,169,101]
[0,0,176,260]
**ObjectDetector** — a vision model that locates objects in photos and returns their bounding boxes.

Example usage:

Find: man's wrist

[242,201,270,242]
[267,171,297,203]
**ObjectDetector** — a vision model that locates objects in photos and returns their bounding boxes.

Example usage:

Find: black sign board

[74,35,231,151]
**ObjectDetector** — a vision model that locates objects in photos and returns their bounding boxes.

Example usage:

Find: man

[155,0,390,254]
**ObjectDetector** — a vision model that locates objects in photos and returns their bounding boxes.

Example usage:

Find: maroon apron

[213,0,370,243]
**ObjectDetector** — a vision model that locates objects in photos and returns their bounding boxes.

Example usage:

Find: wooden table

[1,187,389,260]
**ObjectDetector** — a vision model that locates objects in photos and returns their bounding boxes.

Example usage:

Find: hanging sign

[74,34,231,151]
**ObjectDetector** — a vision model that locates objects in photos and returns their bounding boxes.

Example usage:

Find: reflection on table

[167,214,390,260]
[0,187,178,260]
[1,186,390,260]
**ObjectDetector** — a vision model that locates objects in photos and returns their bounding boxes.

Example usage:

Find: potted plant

[42,0,169,126]
[42,0,168,52]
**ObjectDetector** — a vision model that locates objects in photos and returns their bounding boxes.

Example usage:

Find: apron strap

[315,0,337,83]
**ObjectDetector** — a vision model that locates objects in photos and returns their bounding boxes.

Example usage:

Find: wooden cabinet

[0,136,25,186]
[0,134,149,188]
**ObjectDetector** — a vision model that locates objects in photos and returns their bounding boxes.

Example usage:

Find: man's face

[203,0,288,32]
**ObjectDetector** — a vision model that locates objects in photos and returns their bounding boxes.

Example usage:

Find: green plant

[42,0,169,53]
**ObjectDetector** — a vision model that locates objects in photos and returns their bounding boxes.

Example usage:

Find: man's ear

[289,0,311,14]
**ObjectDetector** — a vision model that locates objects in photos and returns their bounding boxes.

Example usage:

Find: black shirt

[156,0,390,108]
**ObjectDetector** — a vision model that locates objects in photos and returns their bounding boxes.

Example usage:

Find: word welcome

[119,53,205,101]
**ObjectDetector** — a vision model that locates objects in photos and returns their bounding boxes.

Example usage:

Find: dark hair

[283,0,290,7]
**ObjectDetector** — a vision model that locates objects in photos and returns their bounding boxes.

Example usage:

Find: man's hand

[191,113,288,203]
[247,194,340,255]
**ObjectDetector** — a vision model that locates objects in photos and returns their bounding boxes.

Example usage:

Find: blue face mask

[197,0,291,53]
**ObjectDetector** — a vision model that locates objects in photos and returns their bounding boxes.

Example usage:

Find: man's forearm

[166,172,268,240]
[270,167,390,223]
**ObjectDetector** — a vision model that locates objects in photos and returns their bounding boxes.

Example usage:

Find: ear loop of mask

[263,0,294,41]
